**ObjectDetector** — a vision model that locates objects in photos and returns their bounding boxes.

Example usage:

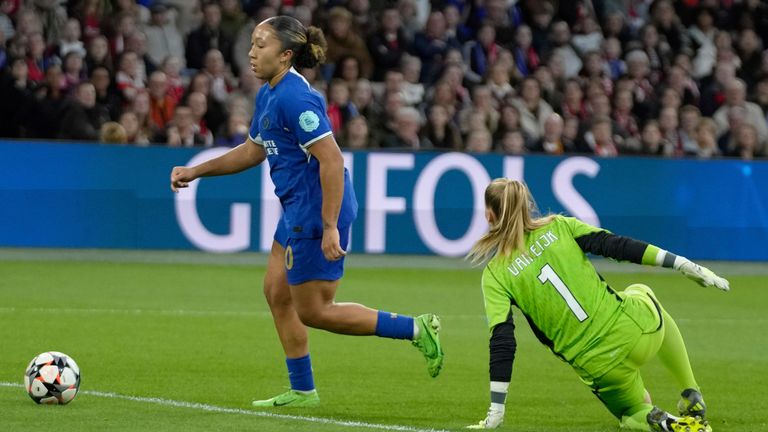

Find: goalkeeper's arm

[468,312,516,429]
[574,231,730,291]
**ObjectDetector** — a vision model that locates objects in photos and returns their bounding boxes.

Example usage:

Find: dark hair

[263,16,327,69]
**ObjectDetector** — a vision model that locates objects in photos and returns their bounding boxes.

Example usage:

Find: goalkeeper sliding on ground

[465,178,729,432]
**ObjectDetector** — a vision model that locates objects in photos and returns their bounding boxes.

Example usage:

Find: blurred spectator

[666,65,699,106]
[412,11,460,83]
[229,67,260,118]
[186,91,214,146]
[161,55,185,103]
[25,32,57,83]
[110,12,138,58]
[367,7,408,81]
[0,1,14,42]
[127,31,156,81]
[736,29,764,88]
[733,123,760,160]
[59,81,110,140]
[61,51,86,92]
[14,8,43,38]
[687,7,717,80]
[465,128,493,153]
[583,116,620,157]
[561,79,588,121]
[512,77,553,141]
[422,103,461,150]
[85,35,112,73]
[74,0,108,43]
[202,48,235,104]
[147,70,176,130]
[713,78,768,145]
[397,0,428,42]
[699,61,736,116]
[549,21,581,78]
[59,18,86,58]
[333,55,362,87]
[679,105,702,155]
[90,66,121,120]
[572,17,603,55]
[339,115,371,149]
[487,62,514,104]
[115,50,144,103]
[129,89,153,139]
[494,103,525,144]
[463,22,502,81]
[754,75,768,120]
[219,0,246,41]
[531,113,573,155]
[512,24,538,78]
[381,106,424,149]
[400,54,424,107]
[29,0,67,45]
[658,106,685,156]
[119,110,150,145]
[459,85,499,136]
[0,57,34,137]
[144,2,185,69]
[184,72,226,137]
[160,105,208,147]
[498,130,527,155]
[602,37,626,80]
[214,108,248,147]
[640,120,665,156]
[114,0,149,26]
[186,2,233,72]
[99,121,127,143]
[694,117,720,159]
[649,0,688,54]
[326,79,358,135]
[325,7,373,79]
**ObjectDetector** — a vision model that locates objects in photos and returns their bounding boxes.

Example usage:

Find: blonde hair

[467,179,555,264]
[100,122,127,144]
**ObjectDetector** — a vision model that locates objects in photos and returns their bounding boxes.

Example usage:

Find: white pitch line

[0,382,449,432]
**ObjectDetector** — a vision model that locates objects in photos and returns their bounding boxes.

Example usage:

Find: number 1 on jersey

[537,264,589,322]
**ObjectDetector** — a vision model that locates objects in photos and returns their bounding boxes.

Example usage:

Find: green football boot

[251,389,320,408]
[412,314,444,378]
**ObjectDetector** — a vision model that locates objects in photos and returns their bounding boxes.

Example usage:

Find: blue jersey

[249,68,357,239]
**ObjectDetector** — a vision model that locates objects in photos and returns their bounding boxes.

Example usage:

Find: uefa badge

[298,111,320,132]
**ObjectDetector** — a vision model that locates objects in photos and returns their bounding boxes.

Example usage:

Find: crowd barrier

[1,141,766,260]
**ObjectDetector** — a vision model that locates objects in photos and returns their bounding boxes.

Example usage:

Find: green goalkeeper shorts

[590,283,666,420]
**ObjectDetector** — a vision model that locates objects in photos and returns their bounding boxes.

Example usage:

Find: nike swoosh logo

[273,400,290,406]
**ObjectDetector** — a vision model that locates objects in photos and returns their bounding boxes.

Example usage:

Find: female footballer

[465,179,728,431]
[170,16,443,407]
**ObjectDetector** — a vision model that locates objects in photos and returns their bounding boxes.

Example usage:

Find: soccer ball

[24,351,81,405]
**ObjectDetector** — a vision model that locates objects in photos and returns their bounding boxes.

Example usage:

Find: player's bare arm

[170,138,266,192]
[308,135,346,261]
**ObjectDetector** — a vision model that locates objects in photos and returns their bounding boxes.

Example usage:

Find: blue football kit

[249,68,358,285]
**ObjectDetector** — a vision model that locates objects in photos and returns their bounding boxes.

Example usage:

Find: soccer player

[465,179,729,431]
[169,16,443,407]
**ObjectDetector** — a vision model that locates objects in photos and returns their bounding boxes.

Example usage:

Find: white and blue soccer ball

[24,352,81,405]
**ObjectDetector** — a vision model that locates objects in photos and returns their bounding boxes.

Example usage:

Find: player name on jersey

[508,230,559,277]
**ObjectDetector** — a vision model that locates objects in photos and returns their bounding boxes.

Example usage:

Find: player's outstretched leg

[647,406,712,432]
[411,314,444,377]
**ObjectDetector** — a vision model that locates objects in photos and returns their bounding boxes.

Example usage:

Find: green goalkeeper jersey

[482,215,649,380]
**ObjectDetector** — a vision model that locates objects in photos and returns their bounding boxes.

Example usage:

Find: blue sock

[286,354,315,392]
[374,310,414,340]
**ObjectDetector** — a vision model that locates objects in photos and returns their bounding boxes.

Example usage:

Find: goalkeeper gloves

[675,258,730,291]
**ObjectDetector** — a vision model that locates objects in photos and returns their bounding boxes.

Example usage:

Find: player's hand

[321,227,346,261]
[678,260,730,291]
[170,166,197,192]
[466,408,504,429]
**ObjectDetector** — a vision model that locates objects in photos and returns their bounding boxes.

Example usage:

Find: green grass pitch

[0,254,766,431]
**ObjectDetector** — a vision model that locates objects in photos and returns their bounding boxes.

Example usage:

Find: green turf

[0,259,766,431]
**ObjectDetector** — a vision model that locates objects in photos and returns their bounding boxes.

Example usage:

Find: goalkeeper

[465,179,729,432]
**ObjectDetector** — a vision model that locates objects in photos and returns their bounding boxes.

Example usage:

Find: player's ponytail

[295,26,327,69]
[467,179,555,264]
[264,16,327,69]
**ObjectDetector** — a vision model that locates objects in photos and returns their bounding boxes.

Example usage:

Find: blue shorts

[274,223,350,285]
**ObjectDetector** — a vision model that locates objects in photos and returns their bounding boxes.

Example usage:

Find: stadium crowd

[0,0,766,159]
